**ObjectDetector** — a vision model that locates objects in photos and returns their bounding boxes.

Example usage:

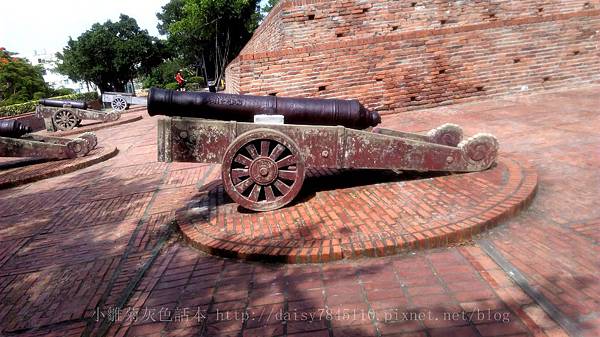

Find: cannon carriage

[150,88,499,211]
[0,119,98,160]
[101,92,148,112]
[36,98,120,131]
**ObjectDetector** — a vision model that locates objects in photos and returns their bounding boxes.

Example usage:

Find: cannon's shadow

[198,168,452,213]
[292,168,451,206]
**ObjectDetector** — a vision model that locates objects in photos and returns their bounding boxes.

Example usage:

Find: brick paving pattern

[0,144,118,189]
[178,157,537,263]
[0,85,598,336]
[34,107,145,137]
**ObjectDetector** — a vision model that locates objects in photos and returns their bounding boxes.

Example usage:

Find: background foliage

[156,0,261,87]
[55,15,167,93]
[261,0,279,12]
[0,48,51,106]
[0,92,98,117]
[3,0,280,109]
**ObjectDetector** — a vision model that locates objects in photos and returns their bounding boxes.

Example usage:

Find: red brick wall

[238,1,286,54]
[226,0,600,114]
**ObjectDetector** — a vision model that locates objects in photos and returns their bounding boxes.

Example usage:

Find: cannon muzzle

[0,120,32,138]
[39,98,88,110]
[147,88,380,129]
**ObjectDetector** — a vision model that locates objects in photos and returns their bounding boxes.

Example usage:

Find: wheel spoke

[269,144,285,160]
[248,184,261,202]
[264,186,276,201]
[274,179,290,194]
[234,154,252,166]
[260,140,270,156]
[245,144,259,159]
[276,155,297,168]
[231,168,249,183]
[235,178,254,193]
[278,170,297,181]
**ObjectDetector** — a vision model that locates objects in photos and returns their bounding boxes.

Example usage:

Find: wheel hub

[222,129,306,211]
[250,157,278,185]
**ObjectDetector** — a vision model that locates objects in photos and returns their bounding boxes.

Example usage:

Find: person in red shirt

[175,70,185,91]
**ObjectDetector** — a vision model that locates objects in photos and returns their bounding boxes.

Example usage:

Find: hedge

[0,92,99,118]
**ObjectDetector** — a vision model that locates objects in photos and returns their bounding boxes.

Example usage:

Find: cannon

[102,92,148,111]
[0,119,98,159]
[39,99,88,110]
[36,98,120,131]
[151,88,499,211]
[0,119,32,138]
[148,88,380,129]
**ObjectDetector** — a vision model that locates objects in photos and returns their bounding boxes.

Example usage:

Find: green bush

[164,82,180,90]
[0,101,39,117]
[33,92,46,100]
[187,76,205,85]
[185,83,204,92]
[0,92,99,117]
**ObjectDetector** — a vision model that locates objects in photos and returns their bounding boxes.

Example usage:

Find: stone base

[0,145,118,189]
[178,156,537,263]
[35,114,142,137]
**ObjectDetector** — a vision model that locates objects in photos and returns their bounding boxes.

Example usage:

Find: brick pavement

[0,85,598,336]
[178,157,537,263]
[0,143,118,189]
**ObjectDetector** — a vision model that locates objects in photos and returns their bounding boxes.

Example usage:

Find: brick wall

[238,1,286,54]
[226,0,600,114]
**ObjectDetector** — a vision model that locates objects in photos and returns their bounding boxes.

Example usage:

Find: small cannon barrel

[0,120,32,138]
[39,99,88,110]
[147,88,381,129]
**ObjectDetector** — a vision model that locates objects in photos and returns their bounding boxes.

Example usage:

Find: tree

[157,0,260,86]
[156,0,185,35]
[55,15,165,93]
[0,48,50,106]
[261,0,279,13]
[141,58,186,89]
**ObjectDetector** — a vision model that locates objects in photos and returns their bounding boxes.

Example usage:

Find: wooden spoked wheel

[111,96,128,111]
[222,129,305,212]
[52,109,78,131]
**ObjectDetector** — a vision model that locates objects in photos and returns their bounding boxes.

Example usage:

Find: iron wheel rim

[222,129,305,211]
[53,110,78,130]
[111,96,127,111]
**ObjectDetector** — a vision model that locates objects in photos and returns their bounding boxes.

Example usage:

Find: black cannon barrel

[147,88,381,129]
[0,120,32,138]
[39,98,88,110]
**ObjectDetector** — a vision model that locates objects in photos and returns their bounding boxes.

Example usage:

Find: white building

[23,49,91,93]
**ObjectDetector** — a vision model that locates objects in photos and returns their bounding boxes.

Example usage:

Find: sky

[0,0,171,57]
[0,0,270,59]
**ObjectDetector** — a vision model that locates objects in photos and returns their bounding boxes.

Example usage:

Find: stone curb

[0,145,118,189]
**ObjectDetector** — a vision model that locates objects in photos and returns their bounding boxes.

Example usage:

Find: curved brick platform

[35,113,142,137]
[0,144,118,189]
[178,156,537,263]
